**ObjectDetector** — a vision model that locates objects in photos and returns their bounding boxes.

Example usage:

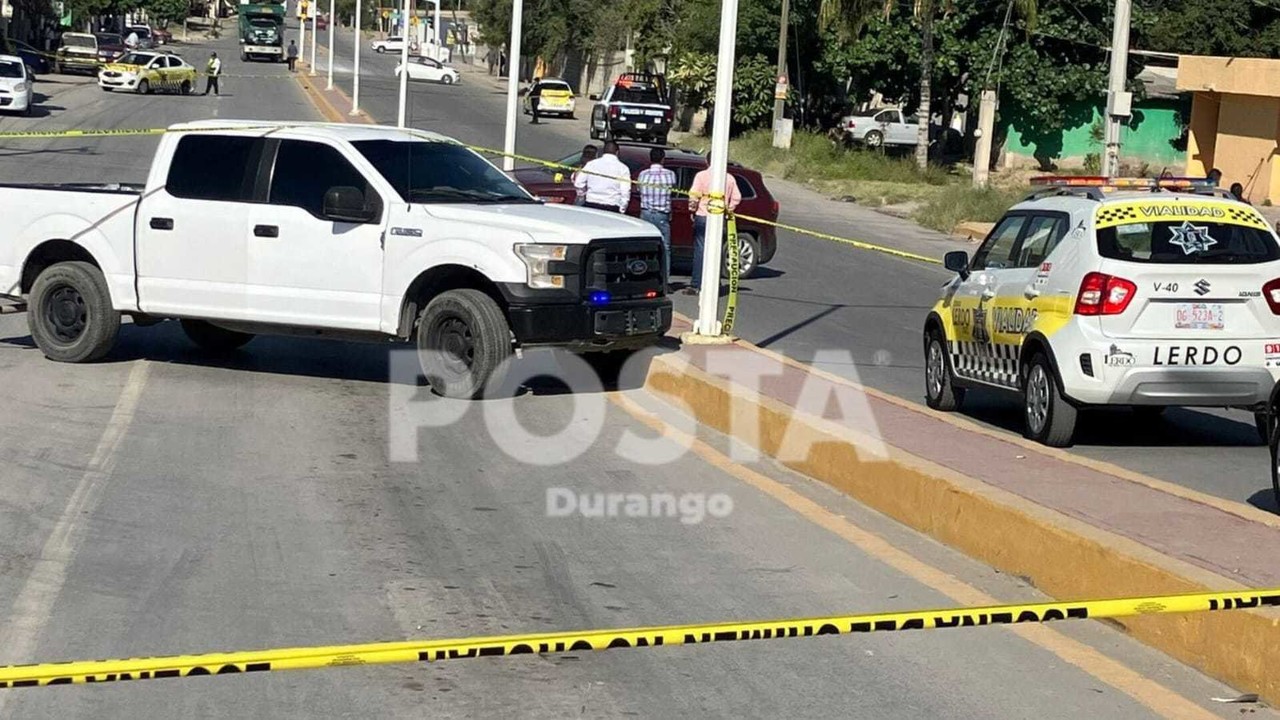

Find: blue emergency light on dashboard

[589,291,612,304]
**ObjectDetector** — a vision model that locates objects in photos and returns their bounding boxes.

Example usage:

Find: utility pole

[351,0,363,114]
[501,0,523,171]
[396,0,410,127]
[771,0,789,127]
[1103,0,1132,177]
[692,0,740,338]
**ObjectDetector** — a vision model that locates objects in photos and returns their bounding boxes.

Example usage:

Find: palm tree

[820,0,1036,170]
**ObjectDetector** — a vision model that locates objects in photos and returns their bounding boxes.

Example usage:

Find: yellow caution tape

[723,212,740,335]
[0,588,1273,688]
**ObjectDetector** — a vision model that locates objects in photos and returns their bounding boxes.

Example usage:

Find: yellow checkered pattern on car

[1094,200,1270,230]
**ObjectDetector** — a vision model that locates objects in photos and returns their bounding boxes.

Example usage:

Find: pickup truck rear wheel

[417,289,512,399]
[28,261,120,363]
[181,320,254,353]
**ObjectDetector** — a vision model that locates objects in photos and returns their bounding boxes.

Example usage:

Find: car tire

[180,79,192,95]
[23,100,32,116]
[376,46,386,53]
[1255,410,1274,446]
[101,86,112,92]
[864,129,884,150]
[417,288,512,399]
[442,74,454,85]
[923,326,964,411]
[656,133,669,146]
[1023,353,1077,447]
[721,232,760,279]
[589,126,600,140]
[1271,421,1280,512]
[137,79,150,95]
[28,261,121,363]
[181,319,254,352]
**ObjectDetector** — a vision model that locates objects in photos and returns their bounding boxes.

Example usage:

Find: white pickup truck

[0,120,672,398]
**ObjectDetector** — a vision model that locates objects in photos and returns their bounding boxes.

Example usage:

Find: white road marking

[0,361,150,698]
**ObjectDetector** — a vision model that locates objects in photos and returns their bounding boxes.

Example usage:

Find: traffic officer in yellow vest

[203,52,222,96]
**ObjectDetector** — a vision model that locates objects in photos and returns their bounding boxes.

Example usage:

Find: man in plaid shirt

[637,148,677,285]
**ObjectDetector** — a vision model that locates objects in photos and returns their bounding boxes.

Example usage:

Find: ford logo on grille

[627,259,649,276]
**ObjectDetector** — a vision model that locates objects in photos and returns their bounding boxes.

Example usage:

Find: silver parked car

[838,107,920,149]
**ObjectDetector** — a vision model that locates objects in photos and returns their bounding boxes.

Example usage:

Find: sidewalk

[640,314,1280,704]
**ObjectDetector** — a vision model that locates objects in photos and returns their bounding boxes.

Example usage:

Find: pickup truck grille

[584,239,664,299]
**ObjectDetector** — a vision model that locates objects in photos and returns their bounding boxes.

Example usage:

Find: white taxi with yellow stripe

[524,78,576,118]
[98,51,197,95]
[923,176,1280,447]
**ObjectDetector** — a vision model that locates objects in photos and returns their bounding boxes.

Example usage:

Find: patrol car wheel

[1254,410,1274,446]
[1270,422,1280,512]
[923,328,964,411]
[137,79,150,95]
[180,79,192,95]
[1023,354,1077,447]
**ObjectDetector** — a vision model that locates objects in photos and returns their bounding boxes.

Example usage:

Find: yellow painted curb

[642,352,1280,704]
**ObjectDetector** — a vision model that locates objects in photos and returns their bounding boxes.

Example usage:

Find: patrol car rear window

[1097,222,1280,264]
[613,86,663,104]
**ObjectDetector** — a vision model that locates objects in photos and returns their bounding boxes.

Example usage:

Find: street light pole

[326,0,335,88]
[501,0,523,171]
[309,11,317,74]
[351,0,363,114]
[396,0,411,127]
[1103,0,1132,177]
[693,0,740,337]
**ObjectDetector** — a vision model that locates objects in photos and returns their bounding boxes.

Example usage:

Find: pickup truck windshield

[353,140,536,204]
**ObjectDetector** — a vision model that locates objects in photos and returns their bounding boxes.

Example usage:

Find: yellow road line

[607,391,1231,720]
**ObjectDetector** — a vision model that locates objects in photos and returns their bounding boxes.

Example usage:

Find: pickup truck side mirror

[943,250,970,279]
[323,186,379,223]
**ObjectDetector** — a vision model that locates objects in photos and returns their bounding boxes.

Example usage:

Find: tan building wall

[1178,55,1280,204]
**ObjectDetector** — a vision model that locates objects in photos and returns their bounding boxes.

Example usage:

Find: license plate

[1175,303,1224,330]
[595,308,660,336]
[635,122,647,130]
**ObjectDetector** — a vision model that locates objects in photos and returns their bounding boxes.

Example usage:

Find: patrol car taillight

[1075,272,1136,316]
[1263,278,1280,315]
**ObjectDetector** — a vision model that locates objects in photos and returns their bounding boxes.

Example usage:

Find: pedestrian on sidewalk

[574,141,631,214]
[287,40,299,72]
[528,77,542,124]
[685,165,742,295]
[485,47,496,75]
[638,147,677,284]
[202,52,222,96]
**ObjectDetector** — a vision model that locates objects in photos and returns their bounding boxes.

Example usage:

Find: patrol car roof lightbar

[1024,176,1226,202]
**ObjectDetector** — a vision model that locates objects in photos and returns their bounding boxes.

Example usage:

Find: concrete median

[642,319,1280,703]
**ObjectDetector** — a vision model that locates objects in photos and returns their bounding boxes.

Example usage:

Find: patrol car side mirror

[944,250,970,279]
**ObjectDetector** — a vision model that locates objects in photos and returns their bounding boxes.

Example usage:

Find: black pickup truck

[589,73,673,145]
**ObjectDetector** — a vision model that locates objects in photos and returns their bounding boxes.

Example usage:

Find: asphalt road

[310,31,1276,510]
[0,29,1261,718]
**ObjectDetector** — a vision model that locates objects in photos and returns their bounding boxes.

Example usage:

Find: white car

[840,107,919,149]
[395,56,459,84]
[371,36,405,53]
[0,121,671,400]
[924,176,1280,447]
[0,55,33,115]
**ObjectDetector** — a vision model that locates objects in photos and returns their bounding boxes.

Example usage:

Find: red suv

[512,144,780,278]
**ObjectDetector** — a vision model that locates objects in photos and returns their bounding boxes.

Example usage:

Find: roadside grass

[911,184,1027,233]
[718,129,1029,234]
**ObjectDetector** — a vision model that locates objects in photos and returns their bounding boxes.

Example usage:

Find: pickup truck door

[245,138,386,330]
[135,133,258,318]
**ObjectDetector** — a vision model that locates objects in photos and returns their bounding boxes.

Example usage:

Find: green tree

[1141,0,1280,57]
[145,0,188,24]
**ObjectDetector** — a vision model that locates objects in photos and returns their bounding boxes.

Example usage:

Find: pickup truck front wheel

[417,289,512,399]
[28,261,121,363]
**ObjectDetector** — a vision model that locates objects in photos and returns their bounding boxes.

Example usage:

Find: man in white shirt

[573,141,631,213]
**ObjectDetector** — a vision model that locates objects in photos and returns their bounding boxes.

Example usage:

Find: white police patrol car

[923,176,1280,447]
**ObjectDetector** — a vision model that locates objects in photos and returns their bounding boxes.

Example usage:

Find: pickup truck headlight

[514,243,568,289]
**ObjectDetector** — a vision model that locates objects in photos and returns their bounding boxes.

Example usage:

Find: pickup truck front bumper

[504,293,673,351]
